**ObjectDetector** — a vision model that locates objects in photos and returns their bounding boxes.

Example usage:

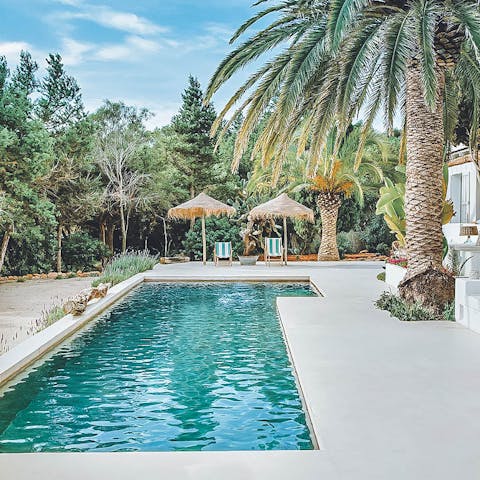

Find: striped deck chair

[214,241,233,266]
[264,237,285,266]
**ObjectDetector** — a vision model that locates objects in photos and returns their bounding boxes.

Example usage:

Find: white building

[444,147,480,244]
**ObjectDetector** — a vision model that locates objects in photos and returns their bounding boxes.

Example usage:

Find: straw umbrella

[168,193,236,265]
[249,193,314,265]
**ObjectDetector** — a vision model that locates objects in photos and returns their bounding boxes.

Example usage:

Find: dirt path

[0,277,92,353]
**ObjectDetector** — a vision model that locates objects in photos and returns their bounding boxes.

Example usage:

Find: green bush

[337,231,353,258]
[376,242,390,256]
[375,292,453,321]
[92,250,158,287]
[443,302,455,322]
[182,217,242,260]
[337,230,364,258]
[4,228,56,275]
[62,232,111,272]
[361,215,395,254]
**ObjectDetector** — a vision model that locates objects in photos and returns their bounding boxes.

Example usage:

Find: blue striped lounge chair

[264,237,285,266]
[214,241,233,266]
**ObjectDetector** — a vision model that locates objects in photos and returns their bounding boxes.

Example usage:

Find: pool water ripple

[0,282,315,452]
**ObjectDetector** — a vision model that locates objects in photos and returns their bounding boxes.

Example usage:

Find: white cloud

[61,38,93,66]
[92,8,165,36]
[55,34,163,64]
[178,22,235,54]
[95,35,161,61]
[0,41,32,63]
[127,36,161,53]
[0,41,49,69]
[52,1,167,36]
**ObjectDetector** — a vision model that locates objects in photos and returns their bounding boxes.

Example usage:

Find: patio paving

[1,261,480,479]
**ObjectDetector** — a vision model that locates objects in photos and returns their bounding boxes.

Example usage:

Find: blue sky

[0,0,259,129]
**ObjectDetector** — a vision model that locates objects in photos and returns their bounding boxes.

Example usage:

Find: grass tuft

[92,250,158,287]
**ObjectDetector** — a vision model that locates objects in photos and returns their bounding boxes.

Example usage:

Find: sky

[0,0,259,129]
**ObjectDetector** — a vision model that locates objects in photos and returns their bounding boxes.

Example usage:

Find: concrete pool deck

[1,261,480,479]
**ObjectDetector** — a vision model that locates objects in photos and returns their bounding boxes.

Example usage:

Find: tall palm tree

[206,0,480,312]
[327,0,480,311]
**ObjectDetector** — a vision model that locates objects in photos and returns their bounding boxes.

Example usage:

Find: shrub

[443,302,455,322]
[4,229,56,275]
[62,232,111,272]
[337,230,364,258]
[361,215,395,254]
[375,243,390,256]
[92,250,158,287]
[375,292,453,321]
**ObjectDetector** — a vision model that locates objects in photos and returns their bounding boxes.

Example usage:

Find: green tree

[36,53,84,133]
[92,101,153,253]
[171,76,217,199]
[0,52,56,274]
[36,54,99,271]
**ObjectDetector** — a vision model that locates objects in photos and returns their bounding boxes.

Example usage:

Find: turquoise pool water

[0,282,315,452]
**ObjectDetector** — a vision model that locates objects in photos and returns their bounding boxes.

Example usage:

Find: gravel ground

[0,277,93,353]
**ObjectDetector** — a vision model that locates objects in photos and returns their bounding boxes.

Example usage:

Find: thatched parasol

[249,193,314,265]
[168,193,236,265]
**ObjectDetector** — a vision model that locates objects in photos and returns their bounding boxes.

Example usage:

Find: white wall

[445,161,479,245]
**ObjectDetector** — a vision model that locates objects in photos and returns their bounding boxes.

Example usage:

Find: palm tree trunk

[0,225,12,274]
[398,59,454,312]
[317,192,341,261]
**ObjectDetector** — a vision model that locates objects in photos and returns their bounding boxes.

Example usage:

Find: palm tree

[206,0,480,312]
[326,0,480,311]
[309,126,386,260]
[248,125,388,260]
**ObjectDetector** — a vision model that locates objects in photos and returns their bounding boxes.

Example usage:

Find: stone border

[0,272,322,388]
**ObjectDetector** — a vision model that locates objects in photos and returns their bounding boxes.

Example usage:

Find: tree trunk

[120,205,127,253]
[398,60,454,313]
[56,222,63,273]
[317,192,341,261]
[0,225,12,274]
[99,220,106,244]
[106,223,115,253]
[161,217,168,258]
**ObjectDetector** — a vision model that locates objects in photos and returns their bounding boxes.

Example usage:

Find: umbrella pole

[283,216,288,266]
[202,215,207,266]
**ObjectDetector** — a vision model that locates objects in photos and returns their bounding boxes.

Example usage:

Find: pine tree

[37,53,84,133]
[171,75,217,198]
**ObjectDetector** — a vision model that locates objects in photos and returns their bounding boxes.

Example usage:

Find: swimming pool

[0,282,316,452]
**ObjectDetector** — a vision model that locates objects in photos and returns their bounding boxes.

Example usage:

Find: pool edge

[0,273,323,390]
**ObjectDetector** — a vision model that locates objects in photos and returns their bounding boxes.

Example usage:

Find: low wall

[455,277,480,334]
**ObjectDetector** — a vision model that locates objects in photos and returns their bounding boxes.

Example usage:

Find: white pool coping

[2,261,480,479]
